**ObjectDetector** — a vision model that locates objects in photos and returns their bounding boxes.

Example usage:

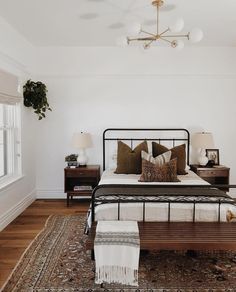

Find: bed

[86,128,236,255]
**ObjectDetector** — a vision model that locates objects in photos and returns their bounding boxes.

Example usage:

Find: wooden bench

[86,221,236,256]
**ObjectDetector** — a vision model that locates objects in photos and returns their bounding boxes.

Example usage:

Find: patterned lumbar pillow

[139,158,180,182]
[141,150,171,166]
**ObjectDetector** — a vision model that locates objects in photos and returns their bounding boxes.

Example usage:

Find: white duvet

[91,170,236,223]
[100,169,207,186]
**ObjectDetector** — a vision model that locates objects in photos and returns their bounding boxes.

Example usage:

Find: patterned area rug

[2,215,236,291]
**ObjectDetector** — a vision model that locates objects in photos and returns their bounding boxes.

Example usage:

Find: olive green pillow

[139,158,180,182]
[152,142,187,175]
[115,141,148,174]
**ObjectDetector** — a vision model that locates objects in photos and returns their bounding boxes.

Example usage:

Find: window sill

[0,174,24,192]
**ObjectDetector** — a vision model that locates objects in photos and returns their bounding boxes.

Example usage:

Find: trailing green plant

[23,79,52,120]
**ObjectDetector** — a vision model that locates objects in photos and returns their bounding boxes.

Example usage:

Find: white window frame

[0,102,22,189]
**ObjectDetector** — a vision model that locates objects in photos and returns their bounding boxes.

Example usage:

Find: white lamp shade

[72,132,93,149]
[169,18,184,33]
[189,28,203,43]
[191,132,214,149]
[127,22,142,35]
[175,40,185,50]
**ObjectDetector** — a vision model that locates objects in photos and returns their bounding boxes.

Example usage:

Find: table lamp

[192,132,214,166]
[72,132,93,166]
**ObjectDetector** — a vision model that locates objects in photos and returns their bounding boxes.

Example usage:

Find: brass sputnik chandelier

[127,0,203,49]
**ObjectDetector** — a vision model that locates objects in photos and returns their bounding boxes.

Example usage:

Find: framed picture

[206,149,220,165]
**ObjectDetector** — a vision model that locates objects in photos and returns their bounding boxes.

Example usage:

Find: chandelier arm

[141,30,157,37]
[156,2,159,35]
[128,37,156,42]
[159,37,173,44]
[163,34,189,39]
[159,28,170,36]
[144,39,155,49]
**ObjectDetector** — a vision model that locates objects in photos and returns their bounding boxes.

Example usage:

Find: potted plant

[23,79,52,120]
[65,154,78,167]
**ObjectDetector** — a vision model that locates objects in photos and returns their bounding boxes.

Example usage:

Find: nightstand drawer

[197,170,228,177]
[66,169,98,178]
[190,164,230,192]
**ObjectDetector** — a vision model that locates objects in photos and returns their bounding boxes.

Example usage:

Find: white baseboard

[0,189,36,231]
[37,189,65,199]
[36,189,90,200]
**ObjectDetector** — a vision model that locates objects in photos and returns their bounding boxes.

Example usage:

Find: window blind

[0,69,22,105]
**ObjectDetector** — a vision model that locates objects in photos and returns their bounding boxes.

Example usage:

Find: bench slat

[86,222,236,251]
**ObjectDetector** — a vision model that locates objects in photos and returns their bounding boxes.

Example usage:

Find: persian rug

[2,215,236,292]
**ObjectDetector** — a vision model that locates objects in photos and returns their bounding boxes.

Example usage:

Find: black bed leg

[91,249,95,260]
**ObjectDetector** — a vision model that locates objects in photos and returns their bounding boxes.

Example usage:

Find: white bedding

[100,169,208,186]
[91,170,236,223]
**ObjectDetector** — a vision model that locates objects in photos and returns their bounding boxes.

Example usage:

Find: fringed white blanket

[94,221,140,286]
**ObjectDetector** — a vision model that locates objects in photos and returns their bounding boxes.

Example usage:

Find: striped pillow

[141,150,171,166]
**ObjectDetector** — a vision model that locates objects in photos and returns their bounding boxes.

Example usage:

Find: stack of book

[73,185,92,191]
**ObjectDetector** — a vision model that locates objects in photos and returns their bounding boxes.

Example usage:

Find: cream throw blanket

[94,221,140,286]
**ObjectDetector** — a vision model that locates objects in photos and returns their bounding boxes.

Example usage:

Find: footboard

[87,184,236,254]
[91,184,236,223]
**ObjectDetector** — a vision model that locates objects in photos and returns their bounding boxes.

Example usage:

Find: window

[0,102,21,185]
[0,68,22,188]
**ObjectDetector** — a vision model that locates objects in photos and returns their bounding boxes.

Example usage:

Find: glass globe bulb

[171,40,184,49]
[189,28,203,43]
[175,40,185,50]
[127,22,142,35]
[169,18,184,33]
[143,43,151,50]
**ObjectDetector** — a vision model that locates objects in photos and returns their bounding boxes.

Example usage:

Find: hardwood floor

[0,199,89,289]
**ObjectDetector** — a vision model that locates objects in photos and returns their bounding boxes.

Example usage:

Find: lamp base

[198,149,208,166]
[77,149,88,166]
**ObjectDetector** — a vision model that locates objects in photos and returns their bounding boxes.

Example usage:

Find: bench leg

[91,249,95,260]
[186,250,198,258]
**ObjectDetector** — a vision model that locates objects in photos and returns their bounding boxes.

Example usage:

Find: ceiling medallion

[126,0,203,49]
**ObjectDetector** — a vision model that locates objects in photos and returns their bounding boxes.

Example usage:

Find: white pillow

[141,150,171,166]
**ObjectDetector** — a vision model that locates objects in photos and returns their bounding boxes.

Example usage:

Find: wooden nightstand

[190,165,230,191]
[64,165,100,206]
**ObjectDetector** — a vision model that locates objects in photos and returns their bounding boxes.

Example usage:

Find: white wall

[0,16,236,229]
[0,17,36,231]
[28,46,236,76]
[0,17,33,74]
[34,47,236,198]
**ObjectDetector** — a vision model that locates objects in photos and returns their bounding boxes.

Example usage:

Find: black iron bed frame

[86,128,236,262]
[102,128,190,170]
[91,128,236,224]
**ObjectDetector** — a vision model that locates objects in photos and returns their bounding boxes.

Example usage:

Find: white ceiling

[0,0,236,47]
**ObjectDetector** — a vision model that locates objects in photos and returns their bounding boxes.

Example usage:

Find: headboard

[102,128,190,171]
